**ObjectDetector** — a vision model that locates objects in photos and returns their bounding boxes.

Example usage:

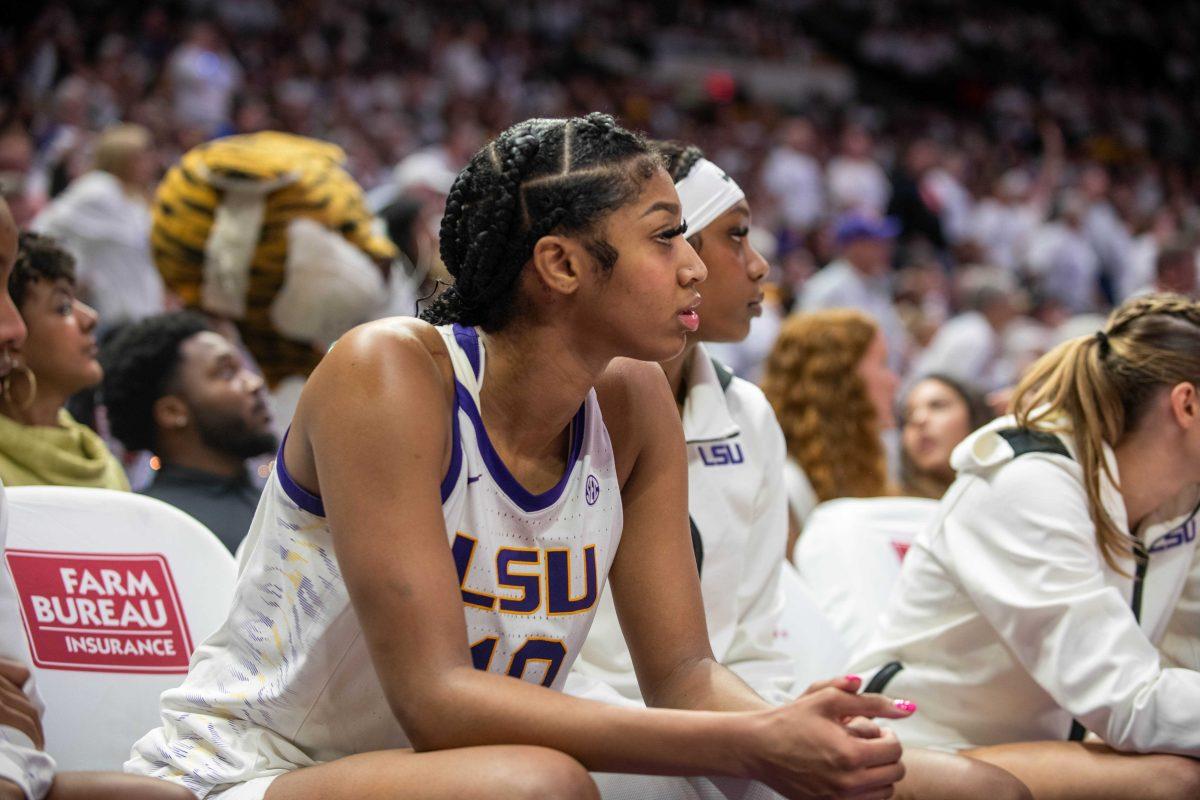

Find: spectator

[1152,244,1199,298]
[800,212,910,371]
[0,200,191,800]
[887,138,945,249]
[0,130,42,230]
[1079,163,1133,305]
[1120,208,1180,300]
[165,21,242,134]
[102,312,277,553]
[898,374,992,499]
[909,266,1022,391]
[826,123,890,215]
[34,124,165,332]
[1025,191,1102,313]
[151,132,396,394]
[761,309,899,554]
[760,117,825,234]
[0,232,127,490]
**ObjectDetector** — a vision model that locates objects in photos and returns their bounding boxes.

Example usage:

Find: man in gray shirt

[101,312,276,553]
[800,213,910,372]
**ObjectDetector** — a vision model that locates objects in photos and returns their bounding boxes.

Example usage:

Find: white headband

[674,158,745,236]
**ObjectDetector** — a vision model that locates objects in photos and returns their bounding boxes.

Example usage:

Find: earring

[1,365,37,412]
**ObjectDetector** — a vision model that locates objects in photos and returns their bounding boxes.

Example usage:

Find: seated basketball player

[128,114,917,800]
[852,294,1200,798]
[570,142,1030,800]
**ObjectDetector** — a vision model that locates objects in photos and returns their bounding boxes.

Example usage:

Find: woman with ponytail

[851,293,1200,797]
[129,115,917,800]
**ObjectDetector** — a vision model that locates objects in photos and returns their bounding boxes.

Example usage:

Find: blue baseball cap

[834,213,901,246]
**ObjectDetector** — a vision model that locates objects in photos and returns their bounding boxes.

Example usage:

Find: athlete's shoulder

[302,317,456,417]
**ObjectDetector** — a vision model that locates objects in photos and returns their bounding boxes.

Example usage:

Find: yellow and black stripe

[152,132,396,385]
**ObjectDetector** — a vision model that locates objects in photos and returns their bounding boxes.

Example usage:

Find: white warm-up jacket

[849,416,1200,754]
[568,345,794,706]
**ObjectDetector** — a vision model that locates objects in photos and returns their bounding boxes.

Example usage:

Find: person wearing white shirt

[34,125,165,332]
[826,124,890,215]
[760,118,824,233]
[1025,193,1102,314]
[910,268,1021,392]
[850,294,1200,798]
[800,212,909,372]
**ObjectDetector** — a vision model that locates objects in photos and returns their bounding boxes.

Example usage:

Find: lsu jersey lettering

[127,323,622,797]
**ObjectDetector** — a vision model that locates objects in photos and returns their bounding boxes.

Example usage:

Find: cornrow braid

[654,140,706,184]
[421,113,659,331]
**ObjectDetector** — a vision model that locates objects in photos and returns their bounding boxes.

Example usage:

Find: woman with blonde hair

[850,293,1200,797]
[761,308,898,553]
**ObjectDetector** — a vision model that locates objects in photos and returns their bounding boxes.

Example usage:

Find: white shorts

[592,774,782,800]
[207,776,279,800]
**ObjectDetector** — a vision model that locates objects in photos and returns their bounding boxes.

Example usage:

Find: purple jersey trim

[276,429,326,517]
[452,323,482,378]
[276,412,463,515]
[453,380,586,512]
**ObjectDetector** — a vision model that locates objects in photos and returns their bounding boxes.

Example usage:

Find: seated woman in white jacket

[850,293,1200,798]
[570,143,1030,800]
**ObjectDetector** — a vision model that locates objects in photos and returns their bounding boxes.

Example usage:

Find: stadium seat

[791,497,939,659]
[2,486,236,771]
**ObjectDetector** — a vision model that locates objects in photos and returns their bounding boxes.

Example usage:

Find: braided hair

[1013,292,1200,571]
[654,140,705,184]
[420,113,660,331]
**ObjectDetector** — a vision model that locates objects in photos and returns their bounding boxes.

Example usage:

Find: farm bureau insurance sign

[5,550,193,673]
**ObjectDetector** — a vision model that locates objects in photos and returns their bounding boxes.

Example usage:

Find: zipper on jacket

[1130,541,1149,623]
[1070,540,1150,741]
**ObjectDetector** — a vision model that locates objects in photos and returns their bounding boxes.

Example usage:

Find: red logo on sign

[4,550,193,673]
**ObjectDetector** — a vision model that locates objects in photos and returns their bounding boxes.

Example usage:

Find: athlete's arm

[945,459,1200,755]
[296,323,910,797]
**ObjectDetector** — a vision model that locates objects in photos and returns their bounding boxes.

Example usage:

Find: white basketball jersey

[128,323,623,797]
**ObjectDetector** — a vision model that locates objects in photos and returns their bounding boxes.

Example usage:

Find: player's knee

[1141,755,1200,800]
[508,748,597,800]
[960,758,1032,800]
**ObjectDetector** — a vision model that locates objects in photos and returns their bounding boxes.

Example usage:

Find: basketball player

[852,294,1200,798]
[570,142,1030,800]
[128,115,913,800]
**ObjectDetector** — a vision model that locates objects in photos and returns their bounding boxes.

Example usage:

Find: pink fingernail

[894,699,917,713]
[845,674,861,683]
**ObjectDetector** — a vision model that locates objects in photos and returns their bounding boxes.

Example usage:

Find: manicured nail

[894,699,917,713]
[844,674,861,684]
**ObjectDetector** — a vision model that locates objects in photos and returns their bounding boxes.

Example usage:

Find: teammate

[852,293,1200,797]
[128,114,915,800]
[572,142,1029,800]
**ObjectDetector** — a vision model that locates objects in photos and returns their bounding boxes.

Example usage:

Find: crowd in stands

[0,1,1198,797]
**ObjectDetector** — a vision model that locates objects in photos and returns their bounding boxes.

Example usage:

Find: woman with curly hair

[0,231,128,490]
[761,308,898,554]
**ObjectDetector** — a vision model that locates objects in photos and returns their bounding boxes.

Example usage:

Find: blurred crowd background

[2,0,1200,501]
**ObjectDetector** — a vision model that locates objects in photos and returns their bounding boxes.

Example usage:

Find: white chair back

[3,487,235,771]
[775,562,850,690]
[792,496,939,658]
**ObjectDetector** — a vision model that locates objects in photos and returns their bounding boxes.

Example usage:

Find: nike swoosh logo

[467,474,482,484]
